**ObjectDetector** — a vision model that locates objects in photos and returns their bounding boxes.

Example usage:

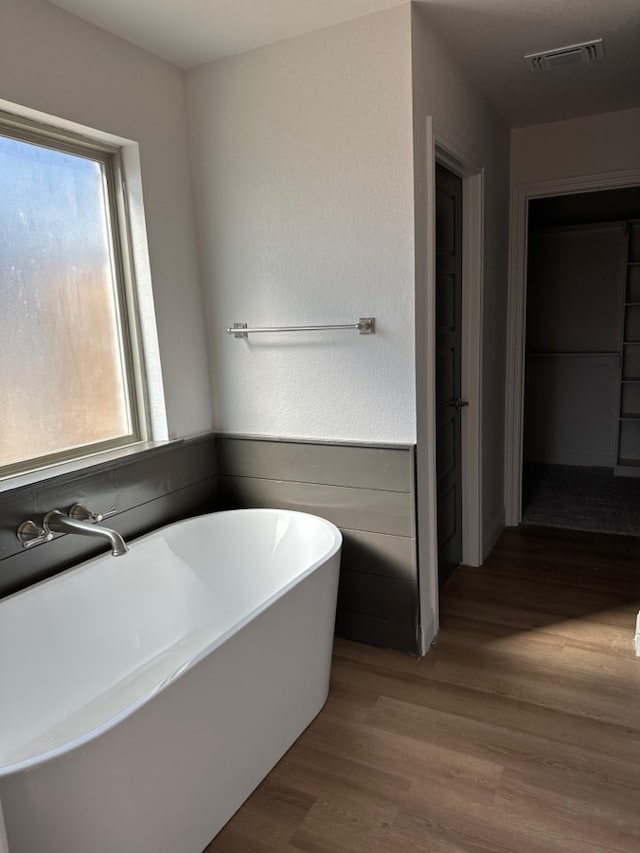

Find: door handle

[455,398,469,410]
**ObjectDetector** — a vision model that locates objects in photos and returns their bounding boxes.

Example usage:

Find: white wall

[186,5,415,442]
[411,5,511,552]
[0,0,213,440]
[511,107,640,185]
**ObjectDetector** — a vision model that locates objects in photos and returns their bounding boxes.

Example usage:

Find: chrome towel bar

[226,317,375,338]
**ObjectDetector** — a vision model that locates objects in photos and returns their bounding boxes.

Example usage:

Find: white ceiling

[417,0,640,127]
[46,0,640,127]
[45,0,406,69]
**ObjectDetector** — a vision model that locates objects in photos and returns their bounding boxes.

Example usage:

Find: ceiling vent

[525,39,604,71]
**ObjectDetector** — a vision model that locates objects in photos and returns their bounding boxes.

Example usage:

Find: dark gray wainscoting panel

[217,437,412,492]
[0,436,217,598]
[217,436,419,654]
[220,477,413,538]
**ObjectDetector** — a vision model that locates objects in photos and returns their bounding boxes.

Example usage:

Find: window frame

[0,111,152,480]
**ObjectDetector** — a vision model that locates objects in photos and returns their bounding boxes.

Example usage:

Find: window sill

[0,440,189,496]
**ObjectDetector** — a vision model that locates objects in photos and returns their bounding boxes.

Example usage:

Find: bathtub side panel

[0,554,339,853]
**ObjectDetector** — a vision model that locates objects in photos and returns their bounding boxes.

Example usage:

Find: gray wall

[524,223,627,467]
[0,437,217,598]
[217,436,419,654]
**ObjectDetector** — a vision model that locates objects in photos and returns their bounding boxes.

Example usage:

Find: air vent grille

[525,39,604,71]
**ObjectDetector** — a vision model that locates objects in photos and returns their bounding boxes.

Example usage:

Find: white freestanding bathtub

[0,509,342,853]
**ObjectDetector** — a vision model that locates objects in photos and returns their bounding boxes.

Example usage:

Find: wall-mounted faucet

[17,505,128,557]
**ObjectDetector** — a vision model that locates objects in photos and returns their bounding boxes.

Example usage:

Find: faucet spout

[43,510,129,557]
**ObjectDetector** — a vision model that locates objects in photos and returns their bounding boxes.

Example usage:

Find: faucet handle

[69,504,117,523]
[17,520,54,548]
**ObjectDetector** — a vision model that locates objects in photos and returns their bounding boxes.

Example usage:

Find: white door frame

[418,118,485,654]
[504,168,640,525]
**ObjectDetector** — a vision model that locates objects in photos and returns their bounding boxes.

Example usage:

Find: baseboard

[419,607,437,656]
[335,611,419,655]
[483,506,505,561]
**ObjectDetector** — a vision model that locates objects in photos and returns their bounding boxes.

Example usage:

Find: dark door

[435,163,464,587]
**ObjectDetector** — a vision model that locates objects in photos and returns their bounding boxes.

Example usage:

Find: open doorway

[521,185,640,535]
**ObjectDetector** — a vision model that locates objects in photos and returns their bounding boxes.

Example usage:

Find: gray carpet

[522,464,640,537]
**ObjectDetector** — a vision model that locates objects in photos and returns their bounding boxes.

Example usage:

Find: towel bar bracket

[232,323,248,339]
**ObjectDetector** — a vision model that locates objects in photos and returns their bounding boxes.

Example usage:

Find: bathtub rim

[0,508,342,780]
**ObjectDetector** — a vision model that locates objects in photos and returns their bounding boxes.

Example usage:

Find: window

[0,115,148,478]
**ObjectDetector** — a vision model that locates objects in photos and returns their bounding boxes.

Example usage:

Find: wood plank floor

[205,526,640,853]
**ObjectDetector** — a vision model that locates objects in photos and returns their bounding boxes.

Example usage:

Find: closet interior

[522,185,640,535]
